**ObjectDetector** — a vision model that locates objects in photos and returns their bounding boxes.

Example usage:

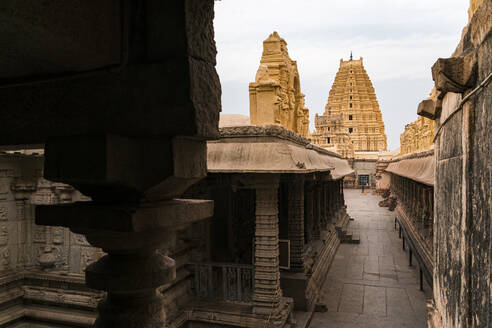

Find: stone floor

[308,189,432,328]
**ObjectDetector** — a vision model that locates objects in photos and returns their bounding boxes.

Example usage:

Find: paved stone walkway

[309,189,431,328]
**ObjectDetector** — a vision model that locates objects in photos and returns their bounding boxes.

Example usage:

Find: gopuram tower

[249,32,310,137]
[312,55,387,158]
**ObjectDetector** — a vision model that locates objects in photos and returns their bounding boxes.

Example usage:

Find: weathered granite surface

[426,1,491,327]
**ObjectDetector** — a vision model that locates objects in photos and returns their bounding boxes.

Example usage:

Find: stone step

[339,230,360,244]
[342,234,360,244]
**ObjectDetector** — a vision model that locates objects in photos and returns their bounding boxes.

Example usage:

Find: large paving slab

[309,189,432,328]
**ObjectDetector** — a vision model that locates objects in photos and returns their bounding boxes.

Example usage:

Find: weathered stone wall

[0,153,100,274]
[0,152,205,327]
[0,152,102,326]
[427,1,492,327]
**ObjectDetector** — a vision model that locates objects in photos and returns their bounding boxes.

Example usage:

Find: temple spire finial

[350,51,353,61]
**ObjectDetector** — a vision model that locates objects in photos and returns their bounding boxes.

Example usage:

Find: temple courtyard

[308,189,432,328]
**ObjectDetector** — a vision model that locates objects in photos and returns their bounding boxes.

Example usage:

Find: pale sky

[213,0,469,150]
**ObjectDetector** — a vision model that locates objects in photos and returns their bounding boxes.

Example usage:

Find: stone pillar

[312,183,321,240]
[251,175,282,315]
[334,180,341,213]
[417,184,424,230]
[340,180,346,208]
[287,176,304,272]
[38,197,213,328]
[324,182,332,226]
[304,183,314,245]
[319,181,326,230]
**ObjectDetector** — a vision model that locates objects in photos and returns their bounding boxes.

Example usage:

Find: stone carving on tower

[400,89,436,156]
[311,56,387,157]
[249,32,310,137]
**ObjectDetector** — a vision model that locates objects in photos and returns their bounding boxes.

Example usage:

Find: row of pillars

[245,174,345,321]
[390,175,434,247]
[287,176,345,272]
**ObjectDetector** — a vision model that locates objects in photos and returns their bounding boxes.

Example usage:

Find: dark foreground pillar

[0,1,221,326]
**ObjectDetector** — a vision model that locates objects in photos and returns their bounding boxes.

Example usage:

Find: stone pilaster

[11,179,37,270]
[287,176,304,272]
[252,176,282,315]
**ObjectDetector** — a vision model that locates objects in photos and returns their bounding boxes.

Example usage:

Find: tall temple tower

[312,56,387,157]
[249,32,310,137]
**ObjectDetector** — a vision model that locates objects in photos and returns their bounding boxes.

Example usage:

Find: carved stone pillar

[339,180,346,209]
[38,198,213,327]
[287,176,304,272]
[11,179,37,270]
[417,184,424,230]
[336,180,342,219]
[251,175,282,316]
[320,180,327,230]
[304,183,314,244]
[0,1,222,327]
[324,182,331,227]
[312,183,321,240]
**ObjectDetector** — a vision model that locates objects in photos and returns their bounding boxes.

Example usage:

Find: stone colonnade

[188,173,349,325]
[389,173,434,291]
[390,175,434,251]
[302,176,345,248]
[266,173,347,314]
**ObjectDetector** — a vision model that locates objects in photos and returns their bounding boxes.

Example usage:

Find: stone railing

[190,262,254,303]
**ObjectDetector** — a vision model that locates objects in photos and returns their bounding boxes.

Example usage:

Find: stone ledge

[218,125,344,160]
[219,125,311,146]
[391,149,434,162]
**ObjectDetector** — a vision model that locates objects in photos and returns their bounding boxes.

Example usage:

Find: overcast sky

[213,0,469,150]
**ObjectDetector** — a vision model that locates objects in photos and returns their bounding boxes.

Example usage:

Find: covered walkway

[309,189,431,328]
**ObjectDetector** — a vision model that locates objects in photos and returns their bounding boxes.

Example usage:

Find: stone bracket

[431,51,478,95]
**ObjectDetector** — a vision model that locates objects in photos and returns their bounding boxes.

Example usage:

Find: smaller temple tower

[249,32,310,137]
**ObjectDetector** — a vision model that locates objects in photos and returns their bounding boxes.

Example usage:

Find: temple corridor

[309,189,431,328]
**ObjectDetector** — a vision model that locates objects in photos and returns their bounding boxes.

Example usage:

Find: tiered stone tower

[312,56,387,157]
[249,32,310,137]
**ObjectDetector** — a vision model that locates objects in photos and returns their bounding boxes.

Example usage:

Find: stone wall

[426,1,492,327]
[0,152,207,327]
[0,152,102,326]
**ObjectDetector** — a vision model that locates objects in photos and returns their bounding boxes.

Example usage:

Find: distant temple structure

[311,56,387,157]
[399,88,436,156]
[311,56,388,188]
[249,32,310,137]
[399,116,435,156]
